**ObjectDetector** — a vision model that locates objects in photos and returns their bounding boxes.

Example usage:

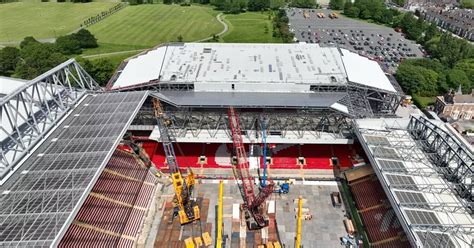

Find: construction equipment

[121,133,163,177]
[202,232,212,246]
[295,196,303,248]
[153,98,200,225]
[260,117,268,187]
[217,180,224,248]
[274,181,290,194]
[227,107,274,230]
[184,237,195,248]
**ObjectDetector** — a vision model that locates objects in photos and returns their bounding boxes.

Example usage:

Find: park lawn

[222,12,282,43]
[88,4,223,47]
[0,2,116,42]
[82,42,148,56]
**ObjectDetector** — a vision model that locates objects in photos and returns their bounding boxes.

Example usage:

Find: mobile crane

[153,98,200,225]
[228,107,274,230]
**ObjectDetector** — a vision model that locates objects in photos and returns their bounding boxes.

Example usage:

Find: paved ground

[275,183,347,248]
[148,180,348,247]
[286,8,424,73]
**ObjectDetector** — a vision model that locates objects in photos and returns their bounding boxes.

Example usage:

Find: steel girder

[0,59,99,183]
[408,116,473,202]
[150,105,353,141]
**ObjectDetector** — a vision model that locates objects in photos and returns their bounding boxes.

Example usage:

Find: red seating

[332,145,353,167]
[301,144,332,169]
[372,239,411,248]
[147,142,358,170]
[58,223,133,248]
[350,178,387,209]
[60,149,157,247]
[360,207,404,243]
[271,144,299,169]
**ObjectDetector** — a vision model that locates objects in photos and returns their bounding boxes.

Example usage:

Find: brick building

[434,89,474,120]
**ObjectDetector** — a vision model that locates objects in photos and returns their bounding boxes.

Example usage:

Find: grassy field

[412,95,435,109]
[88,4,223,47]
[0,2,116,42]
[222,12,282,43]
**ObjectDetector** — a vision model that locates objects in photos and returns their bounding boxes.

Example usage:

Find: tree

[343,1,352,14]
[177,35,184,42]
[445,69,472,94]
[15,43,67,79]
[248,0,270,11]
[79,58,115,86]
[55,35,82,55]
[454,59,474,83]
[392,0,405,7]
[378,8,394,24]
[19,36,39,49]
[396,62,439,97]
[404,58,444,72]
[329,0,345,10]
[345,6,360,18]
[73,29,98,48]
[423,22,439,44]
[0,47,20,76]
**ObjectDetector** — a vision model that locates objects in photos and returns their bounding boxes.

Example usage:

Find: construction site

[0,43,472,248]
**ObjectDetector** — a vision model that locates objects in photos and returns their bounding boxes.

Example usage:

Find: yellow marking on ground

[73,220,136,241]
[89,192,147,211]
[103,168,155,186]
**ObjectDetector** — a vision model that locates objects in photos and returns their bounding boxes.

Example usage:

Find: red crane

[227,107,274,230]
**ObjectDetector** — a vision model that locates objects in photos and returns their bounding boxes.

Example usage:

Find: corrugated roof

[153,91,349,113]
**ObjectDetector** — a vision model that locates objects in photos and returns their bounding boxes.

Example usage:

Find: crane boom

[153,98,199,225]
[227,107,274,230]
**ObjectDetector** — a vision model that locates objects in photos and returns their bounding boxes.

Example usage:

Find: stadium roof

[0,76,27,98]
[153,91,349,113]
[109,43,396,93]
[0,91,148,247]
[355,117,473,248]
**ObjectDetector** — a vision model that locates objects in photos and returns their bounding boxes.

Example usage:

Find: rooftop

[110,43,396,93]
[0,76,28,98]
[355,117,473,248]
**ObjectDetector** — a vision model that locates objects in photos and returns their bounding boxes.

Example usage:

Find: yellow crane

[153,98,199,225]
[217,180,224,248]
[295,196,303,248]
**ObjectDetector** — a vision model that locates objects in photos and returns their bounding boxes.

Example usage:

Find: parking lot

[287,8,425,73]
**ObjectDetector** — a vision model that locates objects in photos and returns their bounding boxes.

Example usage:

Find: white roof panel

[340,49,396,92]
[0,76,27,97]
[111,43,394,93]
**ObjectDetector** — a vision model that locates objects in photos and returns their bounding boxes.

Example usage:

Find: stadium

[0,42,472,248]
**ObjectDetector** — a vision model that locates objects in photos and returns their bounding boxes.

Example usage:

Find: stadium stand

[59,149,158,247]
[350,177,387,209]
[359,206,405,243]
[145,141,357,170]
[345,165,409,246]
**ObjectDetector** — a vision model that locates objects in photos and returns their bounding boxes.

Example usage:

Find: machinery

[153,98,200,225]
[295,196,303,248]
[121,133,163,178]
[227,107,274,230]
[260,117,268,187]
[274,181,290,194]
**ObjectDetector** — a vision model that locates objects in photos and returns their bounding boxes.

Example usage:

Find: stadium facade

[0,43,471,247]
[108,43,402,145]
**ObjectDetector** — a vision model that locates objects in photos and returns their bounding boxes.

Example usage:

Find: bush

[73,29,98,48]
[0,47,20,76]
[56,35,82,55]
